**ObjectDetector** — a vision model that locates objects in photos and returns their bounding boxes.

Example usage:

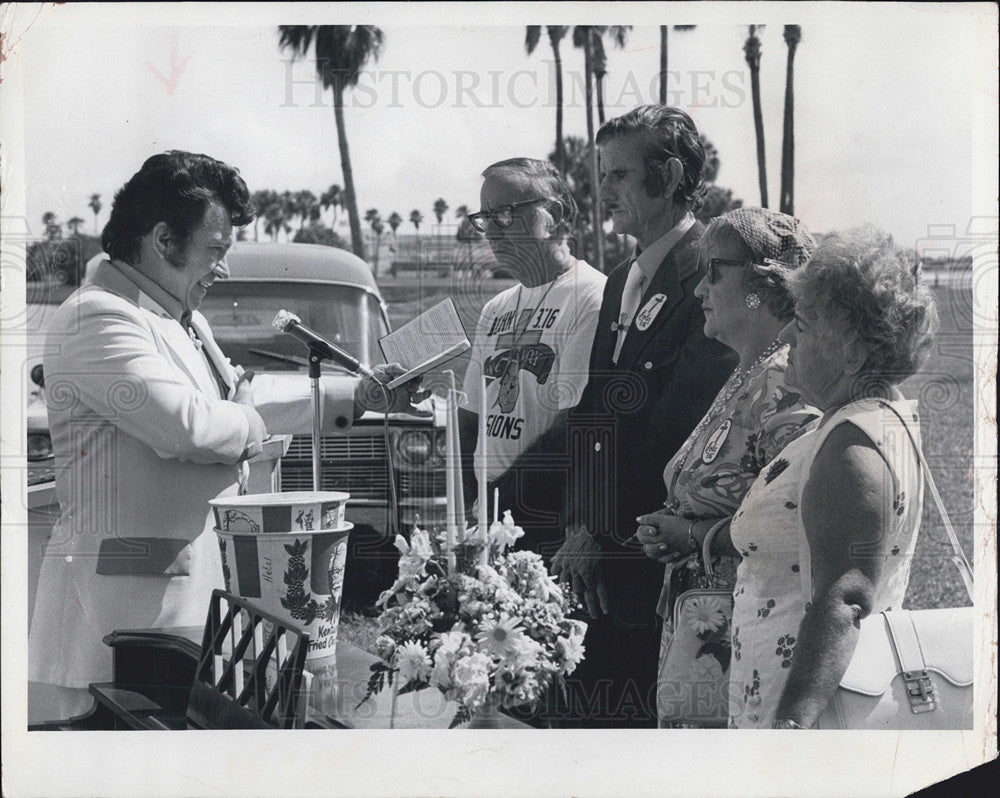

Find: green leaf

[449,704,472,729]
[396,679,424,697]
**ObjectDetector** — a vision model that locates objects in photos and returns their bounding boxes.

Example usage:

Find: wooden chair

[44,591,310,730]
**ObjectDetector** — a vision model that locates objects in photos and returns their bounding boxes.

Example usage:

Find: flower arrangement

[358,512,586,727]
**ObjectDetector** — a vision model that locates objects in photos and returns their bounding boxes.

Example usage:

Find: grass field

[898,282,977,609]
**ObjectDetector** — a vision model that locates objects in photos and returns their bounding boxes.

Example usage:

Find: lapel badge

[635,293,667,331]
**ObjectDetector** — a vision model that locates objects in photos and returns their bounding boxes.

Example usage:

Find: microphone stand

[307,343,331,491]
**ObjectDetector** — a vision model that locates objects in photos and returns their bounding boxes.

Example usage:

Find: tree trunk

[780,38,798,214]
[659,26,668,104]
[583,37,604,273]
[749,63,768,208]
[583,35,604,273]
[596,74,606,125]
[333,83,365,260]
[552,38,565,173]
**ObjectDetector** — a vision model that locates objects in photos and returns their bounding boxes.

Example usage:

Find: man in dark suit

[550,106,737,727]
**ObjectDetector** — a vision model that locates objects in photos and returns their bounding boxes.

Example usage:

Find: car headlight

[433,429,447,462]
[27,432,53,461]
[396,429,433,465]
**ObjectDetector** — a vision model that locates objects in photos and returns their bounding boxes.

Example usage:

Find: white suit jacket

[29,260,358,689]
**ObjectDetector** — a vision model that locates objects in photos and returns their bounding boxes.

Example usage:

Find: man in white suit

[28,151,420,721]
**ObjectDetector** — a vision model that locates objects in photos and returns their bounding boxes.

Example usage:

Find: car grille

[398,469,448,498]
[284,434,387,460]
[279,463,390,498]
[280,432,445,501]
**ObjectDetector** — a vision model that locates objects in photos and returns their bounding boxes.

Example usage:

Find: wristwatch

[772,718,807,730]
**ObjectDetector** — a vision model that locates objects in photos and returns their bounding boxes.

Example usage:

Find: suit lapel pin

[635,294,667,331]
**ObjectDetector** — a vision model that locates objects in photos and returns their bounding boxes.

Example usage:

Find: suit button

[594,442,601,452]
[644,361,653,370]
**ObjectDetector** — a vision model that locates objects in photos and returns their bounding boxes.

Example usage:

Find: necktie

[612,261,646,365]
[183,314,231,399]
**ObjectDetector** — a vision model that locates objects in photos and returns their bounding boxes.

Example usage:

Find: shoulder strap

[878,400,974,602]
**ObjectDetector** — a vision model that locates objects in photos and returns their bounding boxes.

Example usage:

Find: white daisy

[684,596,728,635]
[476,614,527,658]
[396,640,432,684]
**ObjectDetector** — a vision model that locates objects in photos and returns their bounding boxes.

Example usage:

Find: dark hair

[481,157,578,236]
[595,105,706,209]
[102,150,255,265]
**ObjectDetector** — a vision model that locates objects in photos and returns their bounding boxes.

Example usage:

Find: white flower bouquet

[358,512,586,727]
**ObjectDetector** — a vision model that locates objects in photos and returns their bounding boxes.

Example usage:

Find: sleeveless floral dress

[727,397,924,729]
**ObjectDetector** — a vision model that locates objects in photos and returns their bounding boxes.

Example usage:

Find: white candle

[450,374,466,531]
[443,371,458,574]
[477,376,489,565]
[493,487,500,527]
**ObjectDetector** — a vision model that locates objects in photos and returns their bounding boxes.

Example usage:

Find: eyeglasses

[467,198,551,232]
[704,257,747,284]
[705,256,790,285]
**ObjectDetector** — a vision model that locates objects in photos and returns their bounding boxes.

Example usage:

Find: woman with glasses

[633,207,819,726]
[459,157,606,557]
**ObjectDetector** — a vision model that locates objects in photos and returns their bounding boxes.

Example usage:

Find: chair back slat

[187,590,309,729]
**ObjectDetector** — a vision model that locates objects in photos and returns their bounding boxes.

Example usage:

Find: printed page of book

[379,297,469,369]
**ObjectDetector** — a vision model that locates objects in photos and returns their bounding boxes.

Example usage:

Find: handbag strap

[700,518,730,581]
[883,609,928,675]
[877,400,974,602]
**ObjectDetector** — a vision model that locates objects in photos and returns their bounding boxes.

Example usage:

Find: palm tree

[264,201,289,241]
[387,211,403,235]
[409,209,425,265]
[432,198,449,225]
[88,194,102,234]
[744,25,769,207]
[295,189,319,230]
[66,216,85,236]
[320,183,343,227]
[591,26,631,125]
[387,210,403,253]
[780,25,802,215]
[525,25,569,173]
[658,25,696,103]
[251,189,276,241]
[701,134,721,184]
[364,209,384,275]
[41,211,61,241]
[572,26,604,273]
[278,25,386,259]
[409,209,423,233]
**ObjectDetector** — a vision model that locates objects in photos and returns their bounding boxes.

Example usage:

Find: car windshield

[200,281,388,372]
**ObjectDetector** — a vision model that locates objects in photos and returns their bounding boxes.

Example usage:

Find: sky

[7,2,997,254]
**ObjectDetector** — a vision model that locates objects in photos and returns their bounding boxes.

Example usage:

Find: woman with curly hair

[727,226,938,729]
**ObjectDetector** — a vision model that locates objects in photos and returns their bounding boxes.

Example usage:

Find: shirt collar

[106,258,186,322]
[633,212,696,282]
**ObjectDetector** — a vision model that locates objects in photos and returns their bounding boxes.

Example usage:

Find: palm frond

[525,25,542,55]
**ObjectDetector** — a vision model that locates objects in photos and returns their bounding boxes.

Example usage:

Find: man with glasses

[458,158,606,557]
[550,106,737,727]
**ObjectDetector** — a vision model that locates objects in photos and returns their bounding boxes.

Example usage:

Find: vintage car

[26,242,449,604]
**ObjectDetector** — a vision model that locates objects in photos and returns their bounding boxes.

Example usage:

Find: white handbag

[815,402,974,730]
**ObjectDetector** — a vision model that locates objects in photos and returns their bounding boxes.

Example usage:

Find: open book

[379,298,471,389]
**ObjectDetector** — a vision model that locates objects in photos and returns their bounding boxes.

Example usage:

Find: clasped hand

[634,509,696,564]
[551,524,610,618]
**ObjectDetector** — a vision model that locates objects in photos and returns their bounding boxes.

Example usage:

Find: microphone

[272,310,376,378]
